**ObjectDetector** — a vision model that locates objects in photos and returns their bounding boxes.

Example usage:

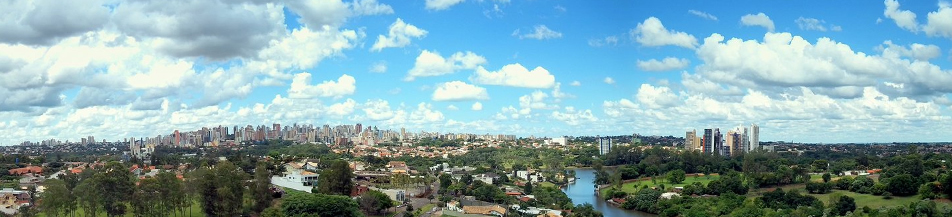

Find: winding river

[562,168,655,217]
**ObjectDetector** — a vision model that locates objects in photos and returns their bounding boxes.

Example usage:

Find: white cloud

[631,17,698,48]
[688,10,718,21]
[603,77,615,84]
[636,57,690,72]
[409,102,444,124]
[570,81,581,86]
[741,13,775,32]
[406,50,486,81]
[432,81,490,101]
[447,105,459,110]
[327,99,357,116]
[471,102,483,111]
[796,17,840,32]
[514,25,563,40]
[362,99,395,121]
[923,3,952,39]
[288,73,356,99]
[369,61,387,73]
[879,41,941,61]
[350,0,395,16]
[588,36,619,47]
[884,0,919,32]
[471,64,556,88]
[371,18,428,52]
[0,0,110,45]
[636,84,679,109]
[519,91,557,110]
[425,0,465,11]
[551,107,597,126]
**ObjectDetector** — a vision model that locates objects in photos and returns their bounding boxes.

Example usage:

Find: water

[562,168,656,217]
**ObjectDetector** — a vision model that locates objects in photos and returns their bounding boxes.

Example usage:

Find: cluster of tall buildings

[685,124,761,156]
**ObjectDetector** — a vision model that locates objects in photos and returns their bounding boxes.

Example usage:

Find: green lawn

[539,181,556,188]
[37,199,206,217]
[812,190,921,209]
[414,203,436,216]
[601,174,720,195]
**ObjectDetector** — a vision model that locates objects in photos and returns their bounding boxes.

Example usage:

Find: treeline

[35,160,275,217]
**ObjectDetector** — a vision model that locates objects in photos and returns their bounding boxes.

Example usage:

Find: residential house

[474,173,500,185]
[7,166,42,176]
[0,188,29,215]
[462,205,507,216]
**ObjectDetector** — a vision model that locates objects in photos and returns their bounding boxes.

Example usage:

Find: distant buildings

[687,123,765,155]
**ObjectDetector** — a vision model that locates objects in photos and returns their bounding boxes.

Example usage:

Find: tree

[74,178,101,217]
[568,203,603,217]
[157,171,187,217]
[252,162,274,213]
[667,169,686,184]
[831,195,856,216]
[886,174,918,196]
[198,161,246,217]
[623,188,661,213]
[131,177,164,217]
[822,173,832,183]
[919,183,939,200]
[941,173,952,199]
[359,190,394,215]
[524,181,533,194]
[261,207,286,217]
[282,193,361,217]
[39,179,73,217]
[316,160,355,196]
[96,161,136,217]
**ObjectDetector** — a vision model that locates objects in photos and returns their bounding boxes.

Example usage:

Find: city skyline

[2,1,952,145]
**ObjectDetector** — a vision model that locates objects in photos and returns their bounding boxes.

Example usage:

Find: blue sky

[1,0,952,144]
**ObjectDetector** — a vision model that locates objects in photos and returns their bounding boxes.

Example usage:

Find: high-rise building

[750,124,760,151]
[714,128,725,155]
[598,136,612,155]
[725,130,734,155]
[702,129,713,154]
[685,130,696,151]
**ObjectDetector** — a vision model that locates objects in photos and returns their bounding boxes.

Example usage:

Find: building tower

[598,136,612,155]
[750,124,760,151]
[703,129,713,154]
[685,130,696,151]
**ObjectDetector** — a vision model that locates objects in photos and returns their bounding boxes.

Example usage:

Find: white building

[598,137,612,155]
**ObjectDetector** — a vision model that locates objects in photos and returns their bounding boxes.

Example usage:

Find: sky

[1,0,952,145]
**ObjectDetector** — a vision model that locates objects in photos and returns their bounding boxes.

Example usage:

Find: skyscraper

[703,129,713,154]
[714,128,724,155]
[751,124,760,151]
[598,136,612,155]
[685,130,696,150]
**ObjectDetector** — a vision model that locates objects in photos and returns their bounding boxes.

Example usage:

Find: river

[562,168,655,217]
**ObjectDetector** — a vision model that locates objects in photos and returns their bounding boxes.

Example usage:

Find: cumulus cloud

[327,99,357,116]
[688,10,718,21]
[884,0,919,32]
[114,0,285,59]
[406,50,486,81]
[637,57,690,72]
[470,64,556,88]
[471,102,483,111]
[570,81,581,86]
[740,13,775,32]
[288,73,356,99]
[878,41,941,61]
[922,2,952,39]
[631,17,698,48]
[432,81,490,101]
[447,105,459,110]
[425,0,465,11]
[371,18,428,52]
[514,25,563,40]
[636,84,680,109]
[604,77,616,84]
[551,107,597,126]
[0,0,110,45]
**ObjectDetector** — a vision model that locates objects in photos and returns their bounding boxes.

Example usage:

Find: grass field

[539,181,556,188]
[601,174,720,195]
[812,190,922,209]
